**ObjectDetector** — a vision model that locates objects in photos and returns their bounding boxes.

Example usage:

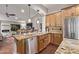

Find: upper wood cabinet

[46,15,51,26]
[75,5,79,16]
[63,7,76,17]
[55,12,62,26]
[46,12,62,27]
[71,7,76,16]
[46,5,79,27]
[46,14,56,27]
[50,14,56,26]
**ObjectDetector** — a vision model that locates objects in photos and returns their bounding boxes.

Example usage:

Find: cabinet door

[75,5,79,16]
[63,7,76,17]
[71,7,76,16]
[46,15,51,27]
[50,33,54,44]
[16,39,26,54]
[46,14,56,27]
[37,36,44,52]
[53,34,63,45]
[44,34,50,47]
[56,12,62,26]
[50,14,56,26]
[63,8,72,17]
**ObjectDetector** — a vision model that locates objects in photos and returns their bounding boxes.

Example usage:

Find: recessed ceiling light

[21,9,24,13]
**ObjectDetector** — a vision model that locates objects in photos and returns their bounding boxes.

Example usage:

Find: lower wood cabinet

[16,39,26,54]
[37,33,63,52]
[50,33,54,44]
[37,34,50,52]
[15,33,63,54]
[44,34,50,47]
[37,37,44,52]
[53,33,63,45]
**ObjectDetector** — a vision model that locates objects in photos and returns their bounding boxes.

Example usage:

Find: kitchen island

[13,30,62,54]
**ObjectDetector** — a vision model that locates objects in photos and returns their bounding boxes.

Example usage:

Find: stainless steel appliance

[64,16,79,39]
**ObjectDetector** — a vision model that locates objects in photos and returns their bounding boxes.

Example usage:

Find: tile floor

[55,38,79,54]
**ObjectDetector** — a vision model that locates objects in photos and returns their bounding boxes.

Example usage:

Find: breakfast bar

[13,30,63,54]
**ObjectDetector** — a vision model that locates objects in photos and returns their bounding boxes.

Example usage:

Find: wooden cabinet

[71,7,76,16]
[46,12,62,27]
[46,5,79,27]
[46,15,51,27]
[50,14,56,26]
[55,12,62,26]
[75,5,79,16]
[50,33,54,44]
[46,14,56,27]
[53,33,63,45]
[16,39,26,54]
[37,34,50,52]
[63,6,76,19]
[44,34,50,47]
[37,37,44,52]
[37,33,63,52]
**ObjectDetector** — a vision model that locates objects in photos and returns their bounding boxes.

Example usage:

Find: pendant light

[37,20,40,24]
[28,4,31,23]
[36,10,41,24]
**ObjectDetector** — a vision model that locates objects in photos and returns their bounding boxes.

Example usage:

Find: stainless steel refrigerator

[64,16,79,39]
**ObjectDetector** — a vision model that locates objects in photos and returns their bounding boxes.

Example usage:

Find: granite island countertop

[13,30,62,41]
[55,38,79,54]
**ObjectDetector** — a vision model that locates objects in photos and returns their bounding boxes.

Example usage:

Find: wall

[42,15,46,32]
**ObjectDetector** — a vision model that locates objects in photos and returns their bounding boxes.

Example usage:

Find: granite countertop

[55,38,79,54]
[13,30,62,41]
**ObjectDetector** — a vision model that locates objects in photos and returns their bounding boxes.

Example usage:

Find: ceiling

[0,4,38,21]
[42,4,73,13]
[0,4,73,21]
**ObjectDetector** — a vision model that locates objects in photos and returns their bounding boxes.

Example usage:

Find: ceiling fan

[5,4,16,17]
